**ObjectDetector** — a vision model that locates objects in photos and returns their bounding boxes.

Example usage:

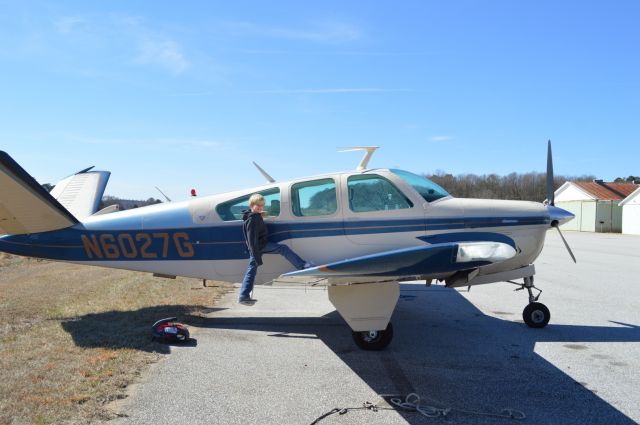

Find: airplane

[0,143,575,350]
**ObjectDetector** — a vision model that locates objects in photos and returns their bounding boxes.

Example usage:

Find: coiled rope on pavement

[309,392,526,424]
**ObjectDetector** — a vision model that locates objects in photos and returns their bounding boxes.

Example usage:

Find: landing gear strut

[512,276,550,328]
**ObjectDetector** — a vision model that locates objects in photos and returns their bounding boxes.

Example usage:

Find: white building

[554,180,638,232]
[620,187,640,235]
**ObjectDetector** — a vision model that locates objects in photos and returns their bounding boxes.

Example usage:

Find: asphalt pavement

[112,231,640,425]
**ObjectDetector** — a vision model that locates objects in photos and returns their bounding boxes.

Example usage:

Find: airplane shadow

[61,286,639,424]
[61,305,204,355]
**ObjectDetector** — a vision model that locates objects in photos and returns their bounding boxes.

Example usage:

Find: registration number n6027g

[80,232,195,259]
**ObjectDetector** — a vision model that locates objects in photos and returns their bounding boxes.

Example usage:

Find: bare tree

[427,172,596,202]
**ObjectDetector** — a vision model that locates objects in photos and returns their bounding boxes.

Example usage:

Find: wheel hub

[531,310,545,323]
[352,323,394,350]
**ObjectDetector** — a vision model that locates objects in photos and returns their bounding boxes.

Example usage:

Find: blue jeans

[239,242,305,301]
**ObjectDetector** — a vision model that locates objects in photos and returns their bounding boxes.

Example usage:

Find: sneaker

[239,298,257,306]
[303,261,316,269]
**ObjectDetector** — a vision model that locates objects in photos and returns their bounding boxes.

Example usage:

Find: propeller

[552,222,577,263]
[546,140,576,263]
[546,140,554,206]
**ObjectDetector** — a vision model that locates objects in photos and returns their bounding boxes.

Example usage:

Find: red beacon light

[190,188,197,197]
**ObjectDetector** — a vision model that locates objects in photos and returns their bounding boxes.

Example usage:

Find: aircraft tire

[352,322,393,350]
[522,302,550,328]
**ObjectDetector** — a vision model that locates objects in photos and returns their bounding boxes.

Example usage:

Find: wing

[0,151,79,235]
[276,241,515,284]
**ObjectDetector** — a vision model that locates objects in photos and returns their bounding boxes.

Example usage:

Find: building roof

[574,181,639,201]
[620,187,640,206]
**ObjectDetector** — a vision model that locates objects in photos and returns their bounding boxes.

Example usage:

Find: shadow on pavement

[189,285,639,425]
[61,286,639,424]
[61,304,204,354]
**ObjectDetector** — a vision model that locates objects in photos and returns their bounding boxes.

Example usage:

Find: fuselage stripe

[0,215,549,261]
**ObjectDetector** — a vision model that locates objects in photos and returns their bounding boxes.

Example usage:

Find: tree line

[614,175,640,184]
[100,195,162,210]
[425,172,598,202]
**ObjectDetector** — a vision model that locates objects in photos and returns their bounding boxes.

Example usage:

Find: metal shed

[620,187,640,235]
[554,180,638,233]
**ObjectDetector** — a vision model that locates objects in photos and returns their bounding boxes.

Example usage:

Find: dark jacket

[242,210,268,265]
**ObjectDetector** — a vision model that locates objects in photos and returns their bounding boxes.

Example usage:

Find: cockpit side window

[216,188,281,221]
[347,174,413,212]
[390,169,449,202]
[291,178,337,217]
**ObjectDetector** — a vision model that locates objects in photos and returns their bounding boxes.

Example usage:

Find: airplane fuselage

[0,168,571,285]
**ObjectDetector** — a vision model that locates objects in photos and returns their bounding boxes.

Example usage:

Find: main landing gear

[352,323,394,350]
[328,281,399,351]
[513,276,550,328]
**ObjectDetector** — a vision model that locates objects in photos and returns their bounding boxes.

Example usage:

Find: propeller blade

[546,140,555,206]
[554,224,576,263]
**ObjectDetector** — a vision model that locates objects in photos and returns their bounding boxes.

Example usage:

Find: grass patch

[0,254,231,424]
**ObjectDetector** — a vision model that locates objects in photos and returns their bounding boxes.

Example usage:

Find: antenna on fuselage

[252,161,276,183]
[338,146,379,171]
[155,186,172,202]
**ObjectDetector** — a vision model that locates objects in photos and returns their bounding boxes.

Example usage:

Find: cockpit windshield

[390,169,450,202]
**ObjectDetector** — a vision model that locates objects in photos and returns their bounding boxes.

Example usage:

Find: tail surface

[50,167,110,219]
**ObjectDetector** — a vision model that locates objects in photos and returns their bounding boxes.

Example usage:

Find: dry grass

[0,254,232,425]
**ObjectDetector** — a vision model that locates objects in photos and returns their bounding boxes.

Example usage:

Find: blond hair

[248,193,265,207]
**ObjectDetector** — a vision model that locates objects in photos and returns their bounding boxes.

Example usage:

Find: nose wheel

[522,302,550,328]
[511,276,550,329]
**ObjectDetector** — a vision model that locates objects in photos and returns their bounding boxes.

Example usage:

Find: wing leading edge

[282,241,516,280]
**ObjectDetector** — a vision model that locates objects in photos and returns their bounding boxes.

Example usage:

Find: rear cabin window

[291,178,337,217]
[347,174,413,212]
[216,188,281,221]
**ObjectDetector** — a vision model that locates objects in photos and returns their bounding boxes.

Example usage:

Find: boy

[239,193,311,305]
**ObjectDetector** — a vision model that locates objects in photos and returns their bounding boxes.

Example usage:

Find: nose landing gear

[511,276,550,328]
[522,302,550,328]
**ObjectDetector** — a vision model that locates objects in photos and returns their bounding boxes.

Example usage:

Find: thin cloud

[135,38,190,74]
[115,15,191,75]
[235,49,442,56]
[52,14,191,75]
[68,136,126,146]
[54,16,87,34]
[248,88,409,94]
[223,21,362,43]
[429,136,454,142]
[69,136,226,149]
[171,140,224,148]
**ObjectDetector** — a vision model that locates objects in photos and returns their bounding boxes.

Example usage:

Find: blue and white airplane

[0,144,575,350]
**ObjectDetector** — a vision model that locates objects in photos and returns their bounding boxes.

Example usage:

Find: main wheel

[523,302,550,328]
[352,323,394,350]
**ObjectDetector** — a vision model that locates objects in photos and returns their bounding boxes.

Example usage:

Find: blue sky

[1,1,638,199]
